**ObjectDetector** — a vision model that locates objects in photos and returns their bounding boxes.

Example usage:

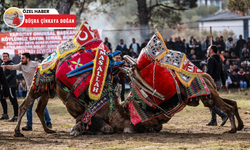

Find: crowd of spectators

[105,35,250,91]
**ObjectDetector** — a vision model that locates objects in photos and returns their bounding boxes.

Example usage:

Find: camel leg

[14,91,37,137]
[89,117,114,134]
[210,93,236,133]
[35,92,56,134]
[222,98,244,130]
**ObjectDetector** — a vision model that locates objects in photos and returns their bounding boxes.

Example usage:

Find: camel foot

[223,129,236,133]
[45,129,56,134]
[14,132,24,137]
[237,124,244,131]
[101,126,114,134]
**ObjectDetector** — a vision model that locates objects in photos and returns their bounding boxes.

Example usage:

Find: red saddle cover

[137,51,178,105]
[56,50,96,98]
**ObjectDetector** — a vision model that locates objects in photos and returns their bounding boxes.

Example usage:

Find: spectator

[219,36,226,52]
[233,57,242,69]
[2,53,52,131]
[129,38,140,55]
[233,64,239,72]
[12,55,21,64]
[116,39,128,54]
[237,68,247,91]
[223,51,230,63]
[197,40,205,59]
[113,55,126,101]
[188,49,195,60]
[174,36,185,53]
[192,55,201,69]
[0,67,9,120]
[247,37,250,50]
[167,37,175,50]
[0,52,19,122]
[229,44,240,57]
[214,37,222,53]
[226,36,235,51]
[183,39,188,53]
[18,79,27,98]
[224,60,231,73]
[202,36,211,54]
[104,37,112,52]
[230,52,237,61]
[236,35,246,51]
[128,48,137,58]
[188,36,194,49]
[241,47,249,60]
[229,71,239,89]
[241,62,247,72]
[141,39,149,50]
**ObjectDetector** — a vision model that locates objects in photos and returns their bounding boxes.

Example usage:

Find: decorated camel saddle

[33,21,123,127]
[122,32,211,125]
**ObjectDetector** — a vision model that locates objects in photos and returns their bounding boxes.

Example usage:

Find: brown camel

[14,68,141,137]
[118,55,244,134]
[127,72,244,134]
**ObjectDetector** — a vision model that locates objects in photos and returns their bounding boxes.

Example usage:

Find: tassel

[86,125,89,130]
[88,120,92,125]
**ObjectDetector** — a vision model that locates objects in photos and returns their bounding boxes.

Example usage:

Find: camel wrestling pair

[14,21,244,137]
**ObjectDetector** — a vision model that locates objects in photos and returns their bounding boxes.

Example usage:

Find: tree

[228,0,250,16]
[134,0,197,39]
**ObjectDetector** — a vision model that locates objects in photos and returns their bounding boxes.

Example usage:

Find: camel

[117,54,244,134]
[14,67,143,137]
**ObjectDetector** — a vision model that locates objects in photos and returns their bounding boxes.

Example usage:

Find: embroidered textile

[80,75,116,125]
[126,83,186,125]
[180,76,210,99]
[160,50,204,86]
[56,49,95,98]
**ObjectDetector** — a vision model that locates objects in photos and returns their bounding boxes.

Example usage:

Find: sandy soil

[0,90,250,150]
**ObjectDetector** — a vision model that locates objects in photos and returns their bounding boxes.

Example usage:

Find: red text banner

[0,29,102,55]
[20,14,76,28]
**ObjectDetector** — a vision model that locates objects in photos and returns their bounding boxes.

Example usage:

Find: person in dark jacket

[116,39,128,54]
[104,37,112,52]
[0,52,18,122]
[229,70,239,88]
[237,68,247,91]
[129,38,140,55]
[167,37,175,50]
[206,45,228,126]
[174,36,185,53]
[0,67,8,95]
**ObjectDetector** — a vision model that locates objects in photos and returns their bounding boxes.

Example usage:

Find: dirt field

[0,90,250,150]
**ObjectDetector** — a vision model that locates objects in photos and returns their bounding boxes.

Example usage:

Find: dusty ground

[0,90,250,150]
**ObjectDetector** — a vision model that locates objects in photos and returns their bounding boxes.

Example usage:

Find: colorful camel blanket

[125,83,186,125]
[79,75,116,129]
[56,49,95,98]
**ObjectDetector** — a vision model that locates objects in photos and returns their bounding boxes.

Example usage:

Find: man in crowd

[104,37,112,52]
[0,67,9,114]
[116,39,128,55]
[129,38,140,55]
[2,53,52,131]
[0,52,19,122]
[206,45,228,126]
[236,35,246,51]
[174,36,185,53]
[202,36,211,54]
[167,37,175,50]
[141,39,149,50]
